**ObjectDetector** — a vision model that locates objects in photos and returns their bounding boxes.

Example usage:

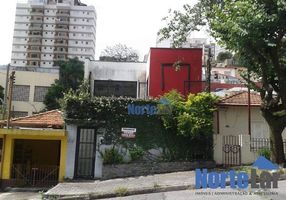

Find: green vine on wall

[61,82,218,162]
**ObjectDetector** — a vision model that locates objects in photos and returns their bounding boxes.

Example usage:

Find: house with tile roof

[0,110,67,188]
[213,91,286,166]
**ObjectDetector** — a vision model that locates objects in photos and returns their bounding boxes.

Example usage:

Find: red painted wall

[148,48,202,97]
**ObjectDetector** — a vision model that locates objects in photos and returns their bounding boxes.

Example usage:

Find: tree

[44,58,84,110]
[159,90,218,160]
[0,85,4,105]
[100,43,139,62]
[217,51,233,62]
[159,0,286,164]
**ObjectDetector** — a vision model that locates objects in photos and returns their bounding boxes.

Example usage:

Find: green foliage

[217,51,233,62]
[44,80,64,110]
[44,58,84,110]
[159,91,218,161]
[129,146,145,161]
[158,90,184,130]
[101,147,124,165]
[62,87,216,162]
[158,3,206,48]
[258,147,271,160]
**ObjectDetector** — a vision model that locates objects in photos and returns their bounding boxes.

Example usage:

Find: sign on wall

[121,127,136,138]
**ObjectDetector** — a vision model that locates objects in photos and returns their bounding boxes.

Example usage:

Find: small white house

[213,91,286,165]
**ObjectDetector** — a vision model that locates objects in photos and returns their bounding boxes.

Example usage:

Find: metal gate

[74,127,96,179]
[11,164,59,187]
[222,135,241,167]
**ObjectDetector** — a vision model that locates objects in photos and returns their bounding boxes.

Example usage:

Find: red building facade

[148,48,203,97]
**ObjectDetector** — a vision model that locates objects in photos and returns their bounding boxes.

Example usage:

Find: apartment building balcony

[54,42,68,47]
[28,34,42,38]
[30,19,43,23]
[27,48,41,53]
[54,50,68,54]
[55,19,69,25]
[27,40,41,45]
[54,35,69,39]
[55,27,69,32]
[29,26,43,31]
[56,12,70,17]
[30,11,44,16]
[27,57,41,61]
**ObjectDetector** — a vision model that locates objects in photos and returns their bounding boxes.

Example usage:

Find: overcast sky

[0,0,201,65]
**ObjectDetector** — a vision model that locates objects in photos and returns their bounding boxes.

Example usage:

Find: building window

[12,111,28,118]
[12,85,30,101]
[86,42,88,44]
[34,86,50,102]
[94,80,137,98]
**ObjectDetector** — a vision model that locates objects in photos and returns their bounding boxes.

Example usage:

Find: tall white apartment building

[6,0,96,117]
[11,0,96,68]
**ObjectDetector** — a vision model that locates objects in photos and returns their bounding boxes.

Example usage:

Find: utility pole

[2,64,10,119]
[206,47,213,93]
[248,69,251,135]
[6,71,15,129]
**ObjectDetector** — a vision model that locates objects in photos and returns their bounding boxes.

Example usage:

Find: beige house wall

[213,105,286,165]
[0,69,58,116]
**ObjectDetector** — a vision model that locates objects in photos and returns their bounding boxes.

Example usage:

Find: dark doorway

[74,128,97,179]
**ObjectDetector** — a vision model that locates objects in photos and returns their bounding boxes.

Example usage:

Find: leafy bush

[101,147,124,165]
[129,146,145,161]
[159,90,218,161]
[258,147,271,160]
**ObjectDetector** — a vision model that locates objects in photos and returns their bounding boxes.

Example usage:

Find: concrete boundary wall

[102,161,215,180]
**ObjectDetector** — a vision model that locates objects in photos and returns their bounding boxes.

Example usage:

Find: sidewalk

[44,171,196,199]
[43,170,286,200]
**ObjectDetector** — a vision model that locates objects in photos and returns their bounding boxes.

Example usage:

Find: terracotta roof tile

[0,110,64,129]
[218,91,262,106]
